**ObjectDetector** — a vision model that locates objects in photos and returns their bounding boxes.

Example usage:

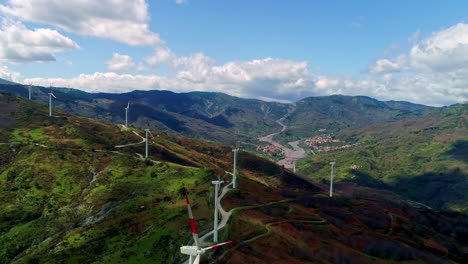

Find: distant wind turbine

[48,84,56,117]
[180,189,232,264]
[144,122,154,159]
[329,161,336,197]
[232,141,240,188]
[28,82,33,100]
[212,168,228,243]
[124,101,130,130]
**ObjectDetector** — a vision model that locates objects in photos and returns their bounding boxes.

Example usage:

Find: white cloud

[20,23,468,106]
[0,64,21,81]
[0,0,160,46]
[371,23,468,73]
[106,53,134,72]
[369,56,406,74]
[409,23,468,71]
[175,0,187,5]
[0,19,79,63]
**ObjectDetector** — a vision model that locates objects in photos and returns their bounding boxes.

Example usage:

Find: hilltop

[0,93,467,263]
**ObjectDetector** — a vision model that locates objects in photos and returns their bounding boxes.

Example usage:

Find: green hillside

[297,103,468,213]
[0,93,240,263]
[0,93,467,263]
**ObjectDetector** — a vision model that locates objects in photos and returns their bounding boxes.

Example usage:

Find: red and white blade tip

[205,241,233,250]
[184,188,190,205]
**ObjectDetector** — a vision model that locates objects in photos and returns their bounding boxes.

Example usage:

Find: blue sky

[0,0,467,105]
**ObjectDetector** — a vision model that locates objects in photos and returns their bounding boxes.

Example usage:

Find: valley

[258,111,307,169]
[0,88,467,264]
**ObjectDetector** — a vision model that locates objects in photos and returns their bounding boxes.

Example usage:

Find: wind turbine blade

[193,255,201,264]
[51,92,56,99]
[184,189,200,249]
[203,241,233,251]
[127,101,130,109]
[148,130,154,138]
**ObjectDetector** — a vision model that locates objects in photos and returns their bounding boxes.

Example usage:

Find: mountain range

[0,79,431,145]
[0,93,467,263]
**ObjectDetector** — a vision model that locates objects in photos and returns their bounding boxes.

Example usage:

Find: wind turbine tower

[124,102,130,130]
[212,169,228,243]
[48,84,56,117]
[232,147,239,188]
[28,82,32,100]
[329,161,336,197]
[144,123,154,159]
[180,189,232,264]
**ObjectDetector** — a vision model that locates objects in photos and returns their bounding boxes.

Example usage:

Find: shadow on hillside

[394,168,467,210]
[446,140,468,162]
[345,169,467,211]
[346,170,390,189]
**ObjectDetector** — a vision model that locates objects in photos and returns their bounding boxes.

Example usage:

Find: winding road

[258,104,307,169]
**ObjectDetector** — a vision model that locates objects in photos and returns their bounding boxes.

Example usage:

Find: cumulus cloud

[21,23,468,106]
[0,0,160,46]
[371,23,468,73]
[24,52,467,106]
[409,23,468,71]
[369,56,406,74]
[0,19,79,63]
[0,64,21,81]
[106,53,134,72]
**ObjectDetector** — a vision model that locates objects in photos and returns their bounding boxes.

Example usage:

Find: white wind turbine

[48,84,56,117]
[212,168,228,243]
[232,141,240,188]
[124,101,130,130]
[144,122,154,159]
[329,161,336,197]
[180,189,232,264]
[28,82,33,100]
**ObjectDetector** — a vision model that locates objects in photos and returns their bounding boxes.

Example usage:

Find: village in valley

[255,128,358,158]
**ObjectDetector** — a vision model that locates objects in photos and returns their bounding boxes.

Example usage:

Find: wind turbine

[329,161,336,197]
[48,84,56,117]
[212,168,228,243]
[180,189,232,264]
[28,82,33,100]
[124,101,130,130]
[232,141,240,189]
[144,122,154,159]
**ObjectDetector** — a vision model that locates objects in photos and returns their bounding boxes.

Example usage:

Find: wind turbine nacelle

[180,246,203,256]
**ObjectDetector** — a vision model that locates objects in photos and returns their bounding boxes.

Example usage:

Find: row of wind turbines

[123,101,238,264]
[26,83,56,117]
[24,83,339,263]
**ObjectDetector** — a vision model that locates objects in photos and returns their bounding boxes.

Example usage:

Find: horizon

[0,1,467,106]
[2,77,451,107]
